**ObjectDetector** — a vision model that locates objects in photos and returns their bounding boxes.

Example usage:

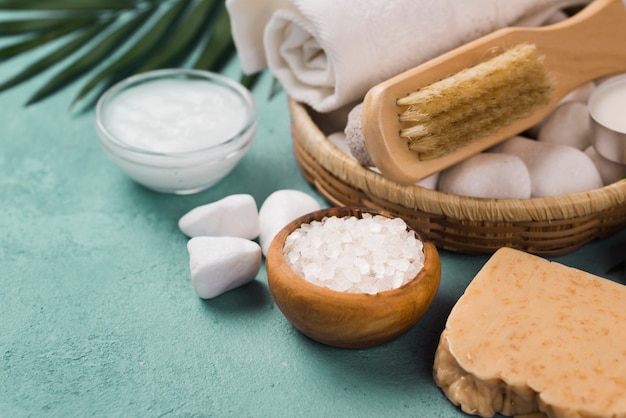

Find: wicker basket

[289,99,626,256]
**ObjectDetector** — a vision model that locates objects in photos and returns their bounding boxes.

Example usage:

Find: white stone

[187,236,262,299]
[258,189,321,255]
[491,136,603,197]
[537,101,591,150]
[415,172,440,190]
[561,81,596,104]
[178,194,259,239]
[526,82,595,138]
[438,153,531,199]
[368,167,440,190]
[584,146,626,186]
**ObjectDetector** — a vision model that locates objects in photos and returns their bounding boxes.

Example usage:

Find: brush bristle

[397,43,553,160]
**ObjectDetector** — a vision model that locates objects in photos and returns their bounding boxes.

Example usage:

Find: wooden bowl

[265,207,441,348]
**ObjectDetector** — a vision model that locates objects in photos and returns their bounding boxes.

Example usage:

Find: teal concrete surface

[1,44,625,418]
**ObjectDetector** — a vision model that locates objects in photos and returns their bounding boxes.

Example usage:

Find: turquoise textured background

[1,41,625,417]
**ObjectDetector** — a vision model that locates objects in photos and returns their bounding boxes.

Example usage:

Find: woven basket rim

[289,99,626,224]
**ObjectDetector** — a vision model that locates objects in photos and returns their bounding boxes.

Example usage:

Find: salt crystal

[311,235,323,249]
[396,258,410,272]
[324,216,343,230]
[333,278,352,292]
[287,250,300,265]
[356,258,370,275]
[324,242,341,258]
[303,263,319,281]
[283,215,424,294]
[388,217,406,233]
[348,271,361,284]
[368,220,382,233]
[373,262,385,277]
[392,272,405,289]
[319,264,335,282]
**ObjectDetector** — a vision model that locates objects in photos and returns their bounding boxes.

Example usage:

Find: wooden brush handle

[493,0,626,95]
[362,0,626,185]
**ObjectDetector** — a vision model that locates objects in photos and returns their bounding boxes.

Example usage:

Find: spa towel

[226,0,591,113]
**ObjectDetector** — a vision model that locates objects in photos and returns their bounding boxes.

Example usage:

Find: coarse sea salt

[283,214,424,294]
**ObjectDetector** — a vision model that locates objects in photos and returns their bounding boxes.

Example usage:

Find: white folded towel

[227,0,590,113]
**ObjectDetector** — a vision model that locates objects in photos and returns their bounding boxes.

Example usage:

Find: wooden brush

[361,0,626,184]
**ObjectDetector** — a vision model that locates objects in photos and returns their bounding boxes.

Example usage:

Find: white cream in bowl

[96,69,257,194]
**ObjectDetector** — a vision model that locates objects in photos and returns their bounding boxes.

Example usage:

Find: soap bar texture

[433,247,626,418]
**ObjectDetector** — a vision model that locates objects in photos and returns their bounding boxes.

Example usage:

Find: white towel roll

[227,0,590,113]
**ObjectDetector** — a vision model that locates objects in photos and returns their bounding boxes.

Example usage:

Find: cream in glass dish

[96,69,257,194]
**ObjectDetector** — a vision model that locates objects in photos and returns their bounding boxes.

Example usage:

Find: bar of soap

[434,247,626,418]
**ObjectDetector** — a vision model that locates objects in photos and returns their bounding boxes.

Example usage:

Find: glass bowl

[265,207,441,348]
[95,69,257,194]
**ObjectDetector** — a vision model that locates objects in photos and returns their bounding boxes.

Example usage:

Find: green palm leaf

[135,0,218,73]
[27,7,153,105]
[72,0,192,106]
[0,19,112,95]
[0,16,96,36]
[0,17,97,60]
[0,0,138,10]
[0,0,269,109]
[193,5,233,71]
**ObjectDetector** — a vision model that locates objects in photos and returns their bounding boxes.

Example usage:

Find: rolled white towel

[226,0,590,112]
